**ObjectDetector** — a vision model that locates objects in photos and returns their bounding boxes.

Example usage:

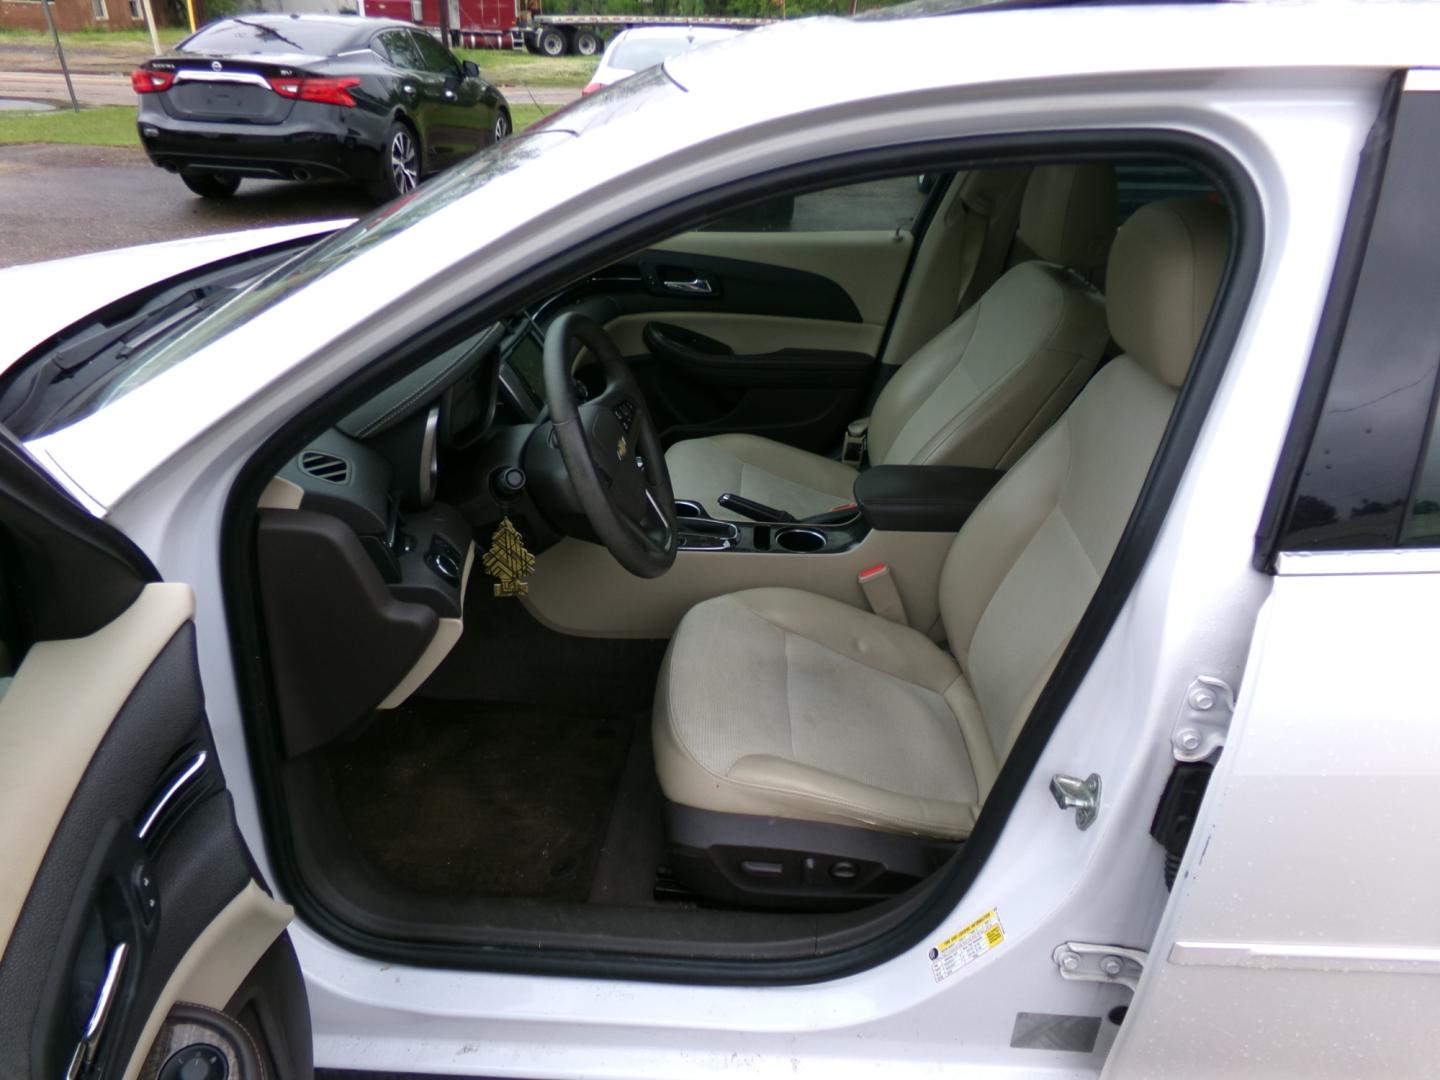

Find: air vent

[299,450,351,485]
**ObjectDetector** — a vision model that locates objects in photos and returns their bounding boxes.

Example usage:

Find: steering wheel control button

[614,400,637,431]
[159,1044,229,1080]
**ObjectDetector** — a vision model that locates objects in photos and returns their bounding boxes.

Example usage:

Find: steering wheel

[543,312,677,578]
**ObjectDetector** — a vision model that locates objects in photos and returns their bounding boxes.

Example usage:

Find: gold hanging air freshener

[482,516,536,598]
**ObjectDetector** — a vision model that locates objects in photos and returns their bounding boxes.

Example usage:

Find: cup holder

[774,527,827,553]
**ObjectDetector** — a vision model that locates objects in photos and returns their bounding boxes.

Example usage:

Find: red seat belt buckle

[858,563,907,625]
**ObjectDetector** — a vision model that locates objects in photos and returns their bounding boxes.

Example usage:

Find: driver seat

[653,198,1229,906]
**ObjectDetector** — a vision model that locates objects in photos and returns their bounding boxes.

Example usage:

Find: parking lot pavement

[0,143,371,268]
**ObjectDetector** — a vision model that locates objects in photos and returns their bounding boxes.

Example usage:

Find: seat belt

[953,167,1031,317]
[858,563,908,625]
[949,194,992,319]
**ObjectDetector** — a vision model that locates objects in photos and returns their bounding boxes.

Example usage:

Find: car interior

[233,149,1236,965]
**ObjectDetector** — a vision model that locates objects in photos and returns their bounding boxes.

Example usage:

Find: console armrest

[854,465,1004,533]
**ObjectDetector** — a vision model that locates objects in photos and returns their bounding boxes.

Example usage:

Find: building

[0,0,173,32]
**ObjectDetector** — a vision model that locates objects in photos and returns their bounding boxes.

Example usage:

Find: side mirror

[462,59,480,79]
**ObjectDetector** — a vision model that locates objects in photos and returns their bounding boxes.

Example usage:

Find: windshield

[178,17,360,56]
[65,131,564,429]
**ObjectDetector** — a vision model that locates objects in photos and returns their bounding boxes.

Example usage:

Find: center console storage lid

[854,465,1004,533]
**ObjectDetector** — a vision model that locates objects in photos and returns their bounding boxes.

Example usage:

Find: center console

[674,500,865,554]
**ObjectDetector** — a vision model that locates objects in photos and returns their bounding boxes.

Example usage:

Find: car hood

[0,220,349,373]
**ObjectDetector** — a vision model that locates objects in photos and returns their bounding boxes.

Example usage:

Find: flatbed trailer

[361,0,775,55]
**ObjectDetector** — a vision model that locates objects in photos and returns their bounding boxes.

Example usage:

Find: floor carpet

[324,700,635,903]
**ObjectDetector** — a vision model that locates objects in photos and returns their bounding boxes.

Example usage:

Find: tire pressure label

[928,908,1004,983]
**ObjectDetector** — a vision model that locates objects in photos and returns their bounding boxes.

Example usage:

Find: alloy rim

[495,113,510,141]
[390,131,418,193]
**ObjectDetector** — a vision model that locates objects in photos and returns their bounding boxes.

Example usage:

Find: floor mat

[324,701,635,903]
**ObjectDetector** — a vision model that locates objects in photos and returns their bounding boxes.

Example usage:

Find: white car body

[583,25,743,94]
[5,4,1440,1077]
[0,220,347,366]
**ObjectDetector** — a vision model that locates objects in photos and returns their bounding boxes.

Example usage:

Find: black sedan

[132,14,512,202]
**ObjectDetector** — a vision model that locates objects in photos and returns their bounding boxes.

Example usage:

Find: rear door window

[409,30,460,76]
[703,177,928,234]
[378,29,424,72]
[1260,84,1440,558]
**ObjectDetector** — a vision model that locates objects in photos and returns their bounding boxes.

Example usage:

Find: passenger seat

[664,164,1117,520]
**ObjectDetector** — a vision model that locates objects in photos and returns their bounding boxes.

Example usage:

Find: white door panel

[1109,567,1440,1077]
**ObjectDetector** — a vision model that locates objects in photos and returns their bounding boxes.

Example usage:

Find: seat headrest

[1107,198,1230,389]
[1015,164,1116,281]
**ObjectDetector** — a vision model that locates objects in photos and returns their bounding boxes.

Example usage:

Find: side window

[702,177,928,234]
[1262,84,1440,557]
[1114,161,1219,220]
[410,30,459,76]
[1403,421,1440,545]
[379,30,422,71]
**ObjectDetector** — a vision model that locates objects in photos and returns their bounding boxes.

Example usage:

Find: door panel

[0,440,310,1078]
[652,231,913,326]
[599,230,913,453]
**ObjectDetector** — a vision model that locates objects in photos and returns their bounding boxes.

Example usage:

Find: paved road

[0,71,134,108]
[0,144,370,268]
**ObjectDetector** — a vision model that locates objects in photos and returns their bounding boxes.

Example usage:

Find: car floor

[322,699,666,906]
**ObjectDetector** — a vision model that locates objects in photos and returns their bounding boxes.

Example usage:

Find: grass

[0,101,555,147]
[0,26,189,47]
[456,49,598,89]
[0,104,140,147]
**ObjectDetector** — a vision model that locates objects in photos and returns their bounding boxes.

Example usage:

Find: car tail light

[268,76,361,107]
[131,68,174,94]
[581,81,602,96]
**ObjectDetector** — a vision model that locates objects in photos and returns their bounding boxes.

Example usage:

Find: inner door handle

[661,276,714,296]
[66,942,128,1080]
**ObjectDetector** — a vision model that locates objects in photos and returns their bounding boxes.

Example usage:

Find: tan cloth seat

[664,164,1117,519]
[654,198,1230,839]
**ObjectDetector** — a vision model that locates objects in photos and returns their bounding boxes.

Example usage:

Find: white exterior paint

[3,3,1435,1075]
[0,220,347,367]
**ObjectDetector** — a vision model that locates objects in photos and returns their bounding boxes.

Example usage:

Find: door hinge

[1170,675,1235,762]
[1053,942,1147,991]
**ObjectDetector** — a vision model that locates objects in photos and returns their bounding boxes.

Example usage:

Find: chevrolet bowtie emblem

[616,435,628,461]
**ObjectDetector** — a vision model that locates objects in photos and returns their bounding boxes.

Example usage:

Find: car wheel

[574,30,600,56]
[181,173,241,199]
[370,121,421,202]
[538,28,566,57]
[523,31,540,53]
[494,109,512,142]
